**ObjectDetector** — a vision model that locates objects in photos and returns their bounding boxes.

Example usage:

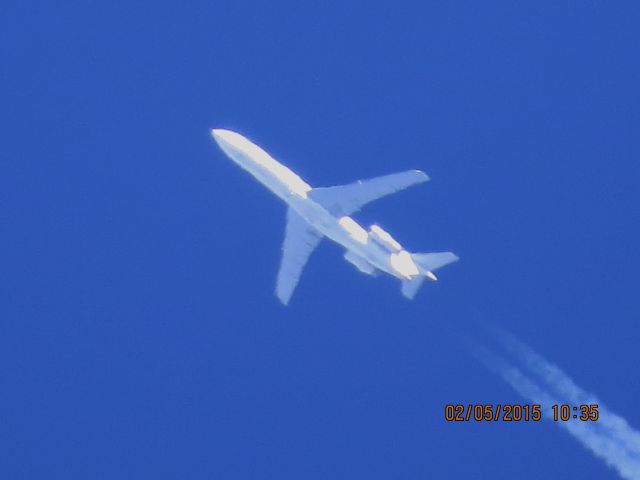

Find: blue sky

[2,1,639,478]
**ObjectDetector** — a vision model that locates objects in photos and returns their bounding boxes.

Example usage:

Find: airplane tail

[401,252,459,299]
[401,276,425,299]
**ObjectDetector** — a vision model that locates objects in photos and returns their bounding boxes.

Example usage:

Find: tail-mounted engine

[368,225,402,252]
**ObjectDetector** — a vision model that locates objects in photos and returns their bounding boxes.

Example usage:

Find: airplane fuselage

[213,129,413,280]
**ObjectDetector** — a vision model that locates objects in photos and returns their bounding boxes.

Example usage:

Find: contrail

[494,329,640,456]
[473,333,640,480]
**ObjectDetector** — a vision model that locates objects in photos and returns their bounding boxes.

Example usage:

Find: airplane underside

[211,129,458,305]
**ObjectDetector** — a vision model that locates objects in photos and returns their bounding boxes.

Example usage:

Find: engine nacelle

[369,225,402,252]
[389,250,420,278]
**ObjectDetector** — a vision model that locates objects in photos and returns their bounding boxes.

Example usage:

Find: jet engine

[369,225,402,252]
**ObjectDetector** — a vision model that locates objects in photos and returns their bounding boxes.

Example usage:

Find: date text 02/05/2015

[444,404,599,422]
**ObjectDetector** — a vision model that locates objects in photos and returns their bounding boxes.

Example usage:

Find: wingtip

[275,289,291,306]
[414,169,430,182]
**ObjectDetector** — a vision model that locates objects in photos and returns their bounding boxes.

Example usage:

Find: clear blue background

[2,1,639,478]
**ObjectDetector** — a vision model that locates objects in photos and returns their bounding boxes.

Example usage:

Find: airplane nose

[211,129,224,141]
[211,129,238,146]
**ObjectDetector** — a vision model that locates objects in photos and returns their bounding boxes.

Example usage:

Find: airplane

[211,129,458,305]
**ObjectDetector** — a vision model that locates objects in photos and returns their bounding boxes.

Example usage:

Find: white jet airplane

[212,129,458,305]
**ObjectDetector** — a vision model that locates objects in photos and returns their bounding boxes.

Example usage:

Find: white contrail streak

[474,334,640,480]
[495,330,640,456]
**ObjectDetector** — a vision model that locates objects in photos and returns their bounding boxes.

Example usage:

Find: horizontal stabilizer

[309,170,429,216]
[412,252,459,273]
[276,208,323,305]
[401,276,425,299]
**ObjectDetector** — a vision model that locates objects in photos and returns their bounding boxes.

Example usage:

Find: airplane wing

[275,208,323,305]
[308,170,429,216]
